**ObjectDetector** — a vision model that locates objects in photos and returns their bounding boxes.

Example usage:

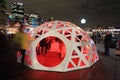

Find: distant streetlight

[81,18,86,24]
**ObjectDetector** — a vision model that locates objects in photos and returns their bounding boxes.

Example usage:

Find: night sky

[6,0,120,27]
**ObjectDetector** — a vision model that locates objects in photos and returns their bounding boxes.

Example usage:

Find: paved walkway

[0,41,120,80]
[96,43,120,80]
[96,43,120,59]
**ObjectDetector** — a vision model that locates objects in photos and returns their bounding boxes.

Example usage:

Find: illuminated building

[11,2,24,23]
[28,14,38,27]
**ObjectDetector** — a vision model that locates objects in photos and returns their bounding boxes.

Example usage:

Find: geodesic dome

[17,20,99,72]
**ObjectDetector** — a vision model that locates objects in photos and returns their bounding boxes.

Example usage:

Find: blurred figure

[0,31,8,53]
[104,31,112,56]
[97,32,101,43]
[14,23,33,68]
[91,32,97,44]
[118,39,120,48]
[45,37,51,53]
[40,38,47,55]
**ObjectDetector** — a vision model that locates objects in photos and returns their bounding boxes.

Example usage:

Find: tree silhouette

[0,0,7,25]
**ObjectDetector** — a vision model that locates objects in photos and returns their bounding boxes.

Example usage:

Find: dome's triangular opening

[72,50,78,56]
[43,30,48,34]
[77,46,81,52]
[64,30,71,36]
[57,30,63,34]
[66,28,72,33]
[83,45,90,54]
[91,53,98,63]
[67,62,74,68]
[66,36,72,41]
[75,30,80,34]
[56,24,64,29]
[75,36,81,42]
[80,60,86,66]
[85,55,90,61]
[71,58,80,66]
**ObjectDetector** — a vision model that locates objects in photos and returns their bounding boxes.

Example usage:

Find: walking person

[45,37,51,53]
[104,31,112,56]
[14,23,33,68]
[91,32,97,44]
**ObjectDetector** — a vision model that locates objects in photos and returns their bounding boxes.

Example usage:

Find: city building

[29,14,38,27]
[11,2,24,23]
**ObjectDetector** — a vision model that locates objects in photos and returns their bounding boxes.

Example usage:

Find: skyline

[6,0,120,27]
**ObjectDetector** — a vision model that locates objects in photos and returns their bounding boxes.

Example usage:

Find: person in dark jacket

[91,32,97,44]
[104,32,112,56]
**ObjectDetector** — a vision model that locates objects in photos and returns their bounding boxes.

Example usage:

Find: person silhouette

[14,23,33,68]
[104,31,112,56]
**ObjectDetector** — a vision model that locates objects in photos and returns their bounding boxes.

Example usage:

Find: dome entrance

[36,36,66,67]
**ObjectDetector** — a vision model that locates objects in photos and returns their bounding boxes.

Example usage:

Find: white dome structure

[17,20,99,72]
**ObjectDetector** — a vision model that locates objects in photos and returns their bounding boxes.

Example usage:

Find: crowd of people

[91,31,120,56]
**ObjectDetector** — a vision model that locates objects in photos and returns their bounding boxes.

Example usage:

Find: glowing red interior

[36,36,66,67]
